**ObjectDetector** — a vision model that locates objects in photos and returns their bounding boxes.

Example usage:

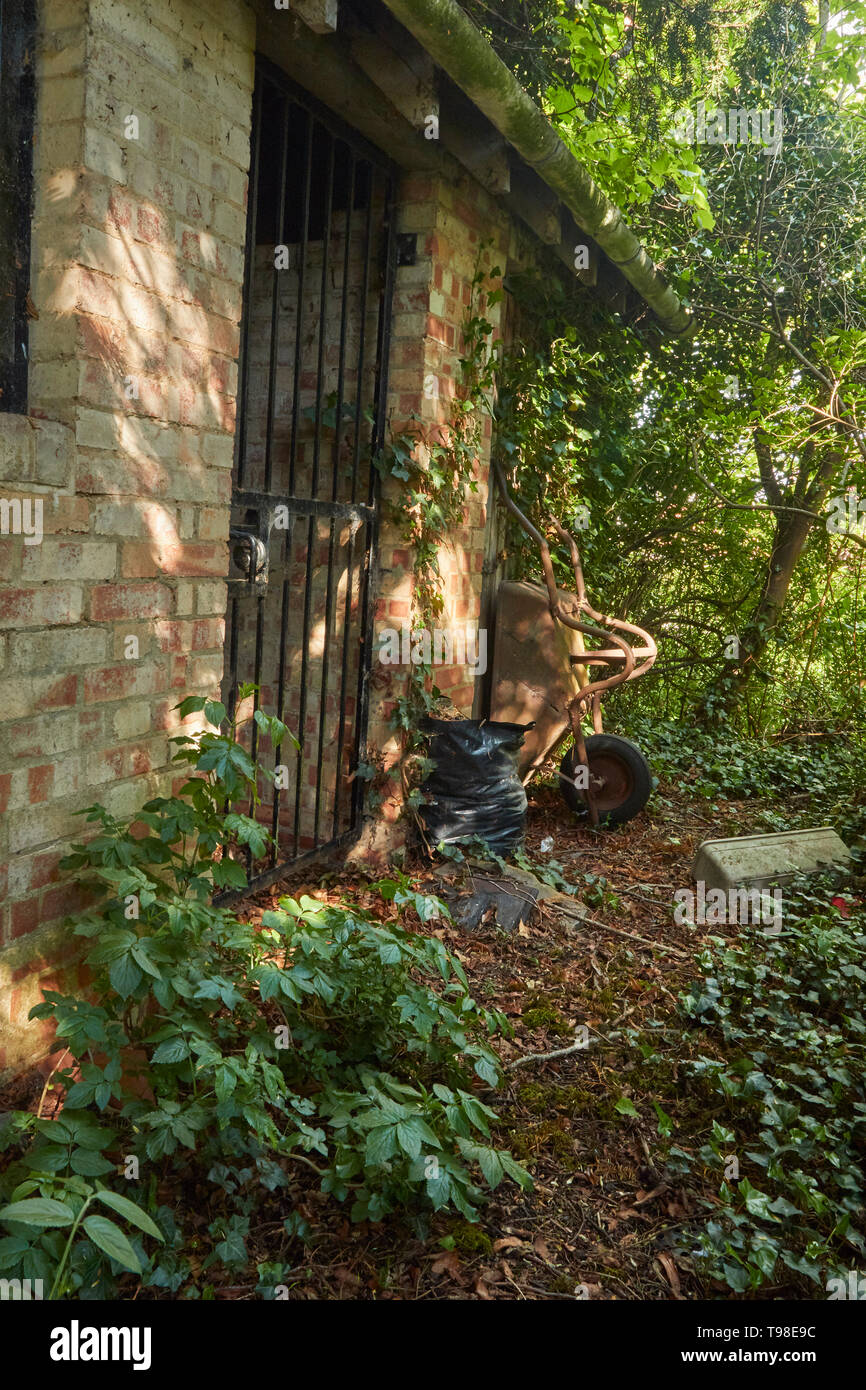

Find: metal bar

[332,521,357,838]
[0,0,36,415]
[249,592,266,771]
[350,165,375,504]
[313,513,338,842]
[271,567,292,865]
[213,828,358,908]
[263,87,291,495]
[351,172,397,826]
[224,593,241,720]
[255,55,400,172]
[233,78,263,487]
[292,515,316,857]
[289,108,313,494]
[368,170,398,505]
[350,516,376,828]
[311,129,335,498]
[332,152,356,502]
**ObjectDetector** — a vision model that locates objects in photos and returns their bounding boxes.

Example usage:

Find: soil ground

[0,773,801,1301]
[221,774,778,1301]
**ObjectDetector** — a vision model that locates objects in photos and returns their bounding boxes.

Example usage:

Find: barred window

[0,0,37,413]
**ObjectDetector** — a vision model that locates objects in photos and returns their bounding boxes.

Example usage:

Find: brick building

[0,0,688,1078]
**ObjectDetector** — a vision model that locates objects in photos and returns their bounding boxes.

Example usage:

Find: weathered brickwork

[0,0,256,1077]
[1,0,546,1078]
[357,169,511,853]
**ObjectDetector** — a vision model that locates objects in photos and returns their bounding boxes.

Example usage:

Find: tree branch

[753,428,782,509]
[690,442,822,520]
[690,444,866,548]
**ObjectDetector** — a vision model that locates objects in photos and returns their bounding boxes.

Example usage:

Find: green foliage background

[468,0,866,742]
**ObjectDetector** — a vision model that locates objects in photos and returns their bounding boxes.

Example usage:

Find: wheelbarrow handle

[493,461,658,704]
[493,462,590,630]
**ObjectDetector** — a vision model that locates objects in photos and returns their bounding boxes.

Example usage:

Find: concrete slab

[692,827,851,892]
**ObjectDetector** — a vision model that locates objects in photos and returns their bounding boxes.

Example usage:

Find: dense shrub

[0,692,529,1298]
[670,876,866,1293]
[626,717,863,802]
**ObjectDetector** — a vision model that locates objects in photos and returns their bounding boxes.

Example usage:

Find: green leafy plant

[0,693,530,1299]
[0,1162,163,1300]
[669,878,866,1293]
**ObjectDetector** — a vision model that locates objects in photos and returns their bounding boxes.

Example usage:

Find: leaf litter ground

[221,776,782,1302]
[0,774,796,1301]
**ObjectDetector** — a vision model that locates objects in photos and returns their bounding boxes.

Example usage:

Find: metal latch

[229,526,268,586]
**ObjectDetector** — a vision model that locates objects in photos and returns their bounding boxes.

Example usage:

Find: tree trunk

[699,443,843,721]
[740,507,814,670]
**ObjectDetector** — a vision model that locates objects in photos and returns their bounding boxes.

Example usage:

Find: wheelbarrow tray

[488,579,585,783]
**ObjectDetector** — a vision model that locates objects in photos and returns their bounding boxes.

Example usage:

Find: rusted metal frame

[551,517,658,685]
[493,461,658,824]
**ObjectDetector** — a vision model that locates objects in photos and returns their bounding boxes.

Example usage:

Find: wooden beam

[350,35,438,133]
[561,212,598,287]
[438,80,510,194]
[291,0,338,34]
[507,159,561,245]
[255,6,444,171]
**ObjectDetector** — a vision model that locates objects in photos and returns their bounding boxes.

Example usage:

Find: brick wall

[355,168,512,855]
[1,0,551,1079]
[0,0,256,1078]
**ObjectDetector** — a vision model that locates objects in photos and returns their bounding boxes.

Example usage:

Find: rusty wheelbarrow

[487,463,658,826]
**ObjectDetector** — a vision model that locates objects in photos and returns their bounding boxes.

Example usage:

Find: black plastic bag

[418,718,533,856]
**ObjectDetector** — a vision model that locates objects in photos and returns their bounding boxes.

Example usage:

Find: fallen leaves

[656,1251,684,1299]
[430,1250,464,1283]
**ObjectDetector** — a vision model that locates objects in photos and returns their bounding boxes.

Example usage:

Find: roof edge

[379,0,695,335]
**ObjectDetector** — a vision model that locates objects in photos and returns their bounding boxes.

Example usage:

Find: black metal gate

[223,60,397,885]
[0,0,36,413]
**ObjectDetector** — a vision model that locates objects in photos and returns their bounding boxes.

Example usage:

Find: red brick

[41,882,93,924]
[122,540,227,578]
[40,675,79,711]
[27,765,54,804]
[83,663,165,703]
[10,850,63,897]
[130,746,152,776]
[192,617,223,649]
[11,897,43,940]
[0,590,35,624]
[120,543,159,578]
[90,582,172,620]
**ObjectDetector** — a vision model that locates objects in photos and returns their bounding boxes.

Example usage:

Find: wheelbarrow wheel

[559,734,652,825]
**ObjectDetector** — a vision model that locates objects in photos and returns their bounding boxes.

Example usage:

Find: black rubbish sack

[418,717,534,856]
